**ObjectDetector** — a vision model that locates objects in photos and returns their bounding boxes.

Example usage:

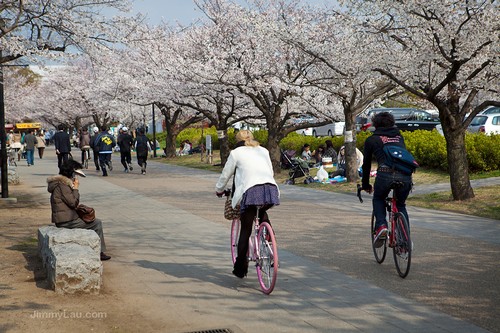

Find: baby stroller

[280,149,296,169]
[281,150,314,185]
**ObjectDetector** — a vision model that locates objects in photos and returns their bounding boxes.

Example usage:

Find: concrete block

[48,243,102,294]
[38,226,103,294]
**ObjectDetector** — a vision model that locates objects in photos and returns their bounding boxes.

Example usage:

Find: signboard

[206,135,212,151]
[15,123,41,129]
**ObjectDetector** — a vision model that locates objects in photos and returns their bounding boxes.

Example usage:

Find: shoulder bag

[76,204,96,223]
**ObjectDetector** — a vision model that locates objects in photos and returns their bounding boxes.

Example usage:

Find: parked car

[296,121,345,137]
[479,106,500,115]
[363,107,440,132]
[467,113,500,135]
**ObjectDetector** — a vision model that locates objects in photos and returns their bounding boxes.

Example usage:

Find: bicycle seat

[390,181,405,189]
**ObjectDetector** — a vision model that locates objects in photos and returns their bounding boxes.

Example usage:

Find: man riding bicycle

[361,112,413,245]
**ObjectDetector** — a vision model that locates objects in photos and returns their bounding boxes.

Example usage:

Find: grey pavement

[7,148,499,333]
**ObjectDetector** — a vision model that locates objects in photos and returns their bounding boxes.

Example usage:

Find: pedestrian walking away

[117,127,134,173]
[36,131,46,159]
[23,129,37,166]
[89,127,100,171]
[134,128,150,175]
[79,127,92,164]
[53,124,72,170]
[95,126,116,177]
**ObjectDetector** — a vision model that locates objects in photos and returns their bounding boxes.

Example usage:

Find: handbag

[76,204,96,223]
[224,196,240,220]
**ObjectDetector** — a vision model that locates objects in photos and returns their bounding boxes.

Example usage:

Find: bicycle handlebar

[356,184,363,203]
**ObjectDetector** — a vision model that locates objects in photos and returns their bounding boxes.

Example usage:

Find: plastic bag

[316,165,329,182]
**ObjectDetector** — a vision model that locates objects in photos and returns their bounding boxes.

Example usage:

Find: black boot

[232,257,248,278]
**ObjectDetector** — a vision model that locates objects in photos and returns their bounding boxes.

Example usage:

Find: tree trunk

[164,131,177,158]
[218,129,230,167]
[343,111,359,182]
[445,128,475,200]
[266,133,282,174]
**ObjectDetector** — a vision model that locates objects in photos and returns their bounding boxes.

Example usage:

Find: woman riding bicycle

[361,112,413,244]
[215,130,280,278]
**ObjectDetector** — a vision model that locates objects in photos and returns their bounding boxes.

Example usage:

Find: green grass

[156,151,500,220]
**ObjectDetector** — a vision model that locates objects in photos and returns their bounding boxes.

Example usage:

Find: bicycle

[224,190,279,294]
[7,147,17,167]
[357,183,412,278]
[81,146,91,169]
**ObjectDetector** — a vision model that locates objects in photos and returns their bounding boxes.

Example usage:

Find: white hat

[122,127,128,132]
[74,169,86,177]
[93,127,99,133]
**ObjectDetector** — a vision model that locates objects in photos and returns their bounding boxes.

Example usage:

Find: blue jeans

[373,170,412,229]
[26,148,35,165]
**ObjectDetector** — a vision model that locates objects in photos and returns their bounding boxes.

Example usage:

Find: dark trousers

[98,153,112,175]
[57,152,70,169]
[372,171,412,229]
[92,149,99,169]
[120,151,132,169]
[236,205,272,263]
[56,218,106,252]
[137,154,148,169]
[38,147,45,159]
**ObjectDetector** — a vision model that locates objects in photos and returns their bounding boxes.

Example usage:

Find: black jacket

[53,131,71,154]
[117,133,134,153]
[134,134,150,156]
[362,126,406,187]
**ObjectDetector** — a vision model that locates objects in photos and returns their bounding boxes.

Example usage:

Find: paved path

[8,148,499,333]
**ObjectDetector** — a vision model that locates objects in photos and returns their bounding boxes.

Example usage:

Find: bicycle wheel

[84,157,89,169]
[230,218,240,265]
[393,212,411,278]
[256,222,278,294]
[371,212,387,263]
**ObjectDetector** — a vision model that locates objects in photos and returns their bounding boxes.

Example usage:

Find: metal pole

[152,103,157,158]
[0,45,9,198]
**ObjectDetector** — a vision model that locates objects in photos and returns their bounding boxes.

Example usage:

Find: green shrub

[403,130,448,170]
[466,133,500,172]
[167,126,499,173]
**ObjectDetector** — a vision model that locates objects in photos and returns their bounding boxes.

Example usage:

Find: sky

[130,0,328,25]
[130,0,205,25]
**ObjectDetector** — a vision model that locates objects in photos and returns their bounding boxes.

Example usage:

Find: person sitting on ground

[323,140,338,161]
[301,143,313,161]
[179,139,192,156]
[47,160,111,260]
[329,145,364,177]
[313,145,325,164]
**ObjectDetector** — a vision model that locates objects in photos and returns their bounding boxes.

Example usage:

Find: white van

[296,122,345,137]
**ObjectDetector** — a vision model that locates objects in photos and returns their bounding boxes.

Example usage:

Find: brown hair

[235,130,259,147]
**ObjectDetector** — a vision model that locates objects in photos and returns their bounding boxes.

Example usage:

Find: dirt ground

[0,182,155,333]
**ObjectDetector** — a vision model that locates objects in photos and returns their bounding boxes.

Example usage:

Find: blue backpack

[383,144,419,175]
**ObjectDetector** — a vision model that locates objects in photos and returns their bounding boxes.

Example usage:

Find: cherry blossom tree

[344,0,499,200]
[0,0,135,64]
[3,67,41,123]
[194,0,341,171]
[273,5,396,181]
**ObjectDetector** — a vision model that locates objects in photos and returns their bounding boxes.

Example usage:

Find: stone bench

[38,226,103,294]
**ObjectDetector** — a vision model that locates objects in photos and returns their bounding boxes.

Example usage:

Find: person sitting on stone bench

[47,160,111,261]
